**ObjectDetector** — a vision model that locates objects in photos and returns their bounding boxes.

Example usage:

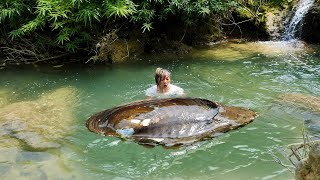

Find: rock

[93,31,144,64]
[190,40,308,61]
[280,93,320,112]
[265,8,287,40]
[295,143,320,180]
[0,147,83,180]
[0,87,84,179]
[0,87,78,149]
[301,0,320,43]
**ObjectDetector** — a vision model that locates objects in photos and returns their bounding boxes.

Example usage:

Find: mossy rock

[97,38,144,63]
[295,143,320,180]
[280,93,320,112]
[0,87,78,149]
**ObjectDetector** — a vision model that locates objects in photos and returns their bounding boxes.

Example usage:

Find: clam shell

[86,98,256,147]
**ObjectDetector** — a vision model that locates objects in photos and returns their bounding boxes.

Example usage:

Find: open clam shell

[86,98,256,147]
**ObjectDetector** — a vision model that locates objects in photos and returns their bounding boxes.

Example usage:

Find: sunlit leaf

[105,0,137,18]
[141,22,153,33]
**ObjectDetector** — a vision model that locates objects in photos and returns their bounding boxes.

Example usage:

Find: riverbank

[1,0,320,68]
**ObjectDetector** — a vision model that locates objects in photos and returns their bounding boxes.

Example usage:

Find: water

[282,0,315,40]
[1,40,320,179]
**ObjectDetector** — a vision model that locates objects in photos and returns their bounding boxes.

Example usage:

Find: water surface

[0,40,319,179]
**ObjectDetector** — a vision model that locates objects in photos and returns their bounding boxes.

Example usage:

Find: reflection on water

[0,40,320,179]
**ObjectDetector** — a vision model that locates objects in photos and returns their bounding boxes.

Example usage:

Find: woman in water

[146,67,184,98]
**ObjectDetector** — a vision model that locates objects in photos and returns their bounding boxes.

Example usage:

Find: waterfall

[282,0,315,40]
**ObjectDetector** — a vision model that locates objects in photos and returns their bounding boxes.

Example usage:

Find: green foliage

[141,22,153,33]
[267,0,292,6]
[235,0,292,25]
[0,0,27,23]
[9,16,46,39]
[237,6,254,19]
[36,0,71,21]
[105,0,137,18]
[2,0,266,54]
[65,41,78,52]
[75,5,101,26]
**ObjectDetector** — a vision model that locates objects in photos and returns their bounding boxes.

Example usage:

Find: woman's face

[158,75,171,90]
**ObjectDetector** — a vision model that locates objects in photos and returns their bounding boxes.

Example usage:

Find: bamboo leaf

[8,16,46,39]
[75,5,101,26]
[57,31,70,45]
[105,0,137,18]
[141,22,153,33]
[65,42,78,52]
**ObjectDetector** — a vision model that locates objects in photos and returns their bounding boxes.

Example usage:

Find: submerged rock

[0,89,11,108]
[295,143,320,180]
[86,98,256,147]
[0,87,83,179]
[280,93,320,112]
[0,87,78,149]
[190,40,309,61]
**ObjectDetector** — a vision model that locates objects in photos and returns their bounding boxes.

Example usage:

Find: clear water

[1,40,320,179]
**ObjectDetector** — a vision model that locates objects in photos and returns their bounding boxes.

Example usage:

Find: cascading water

[282,0,315,40]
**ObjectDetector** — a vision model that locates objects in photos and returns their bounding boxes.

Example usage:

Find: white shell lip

[131,119,141,124]
[141,119,151,126]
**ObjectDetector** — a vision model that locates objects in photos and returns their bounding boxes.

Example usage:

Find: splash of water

[282,0,315,40]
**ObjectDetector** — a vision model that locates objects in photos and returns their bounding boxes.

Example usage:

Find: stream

[0,40,320,180]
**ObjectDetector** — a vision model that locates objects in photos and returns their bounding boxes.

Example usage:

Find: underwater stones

[86,98,256,147]
[280,93,320,135]
[280,93,320,112]
[190,41,309,61]
[0,87,82,179]
[0,89,11,108]
[0,148,81,180]
[0,87,78,149]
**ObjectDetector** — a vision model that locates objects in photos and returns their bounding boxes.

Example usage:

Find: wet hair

[155,68,171,85]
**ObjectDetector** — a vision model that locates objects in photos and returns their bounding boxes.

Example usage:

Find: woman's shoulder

[145,85,157,96]
[170,84,184,94]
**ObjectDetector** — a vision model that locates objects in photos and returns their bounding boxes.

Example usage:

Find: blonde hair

[155,67,170,85]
